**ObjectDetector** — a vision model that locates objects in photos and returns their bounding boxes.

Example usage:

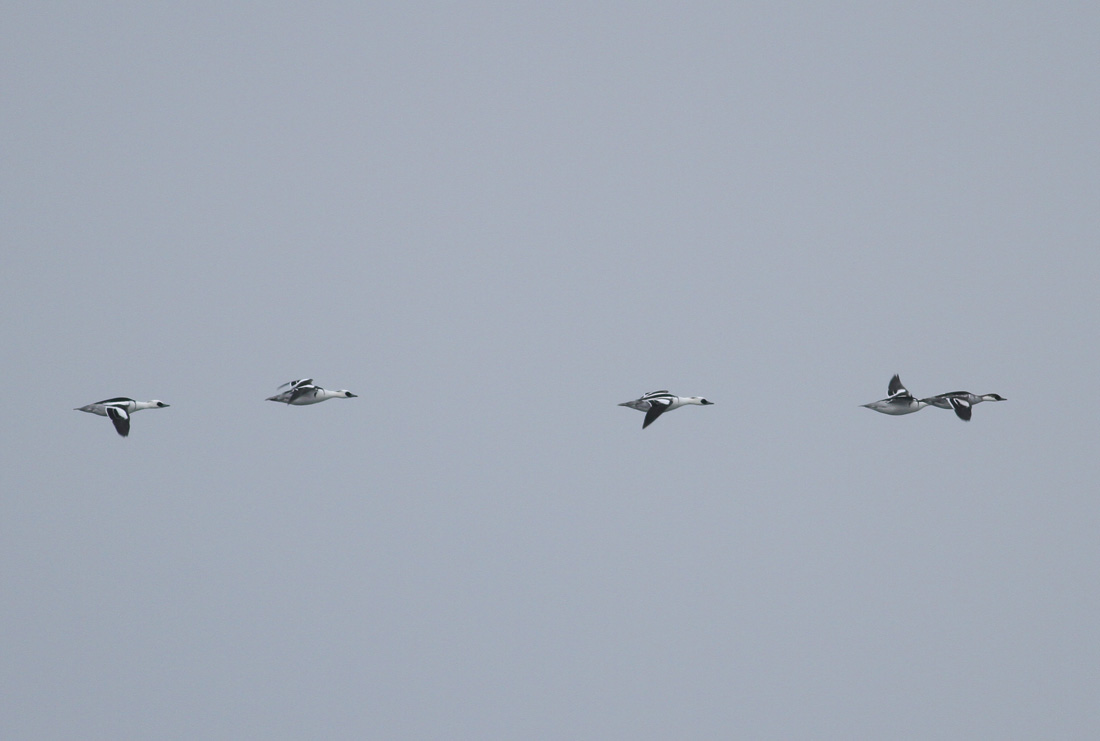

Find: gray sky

[3,3,1099,738]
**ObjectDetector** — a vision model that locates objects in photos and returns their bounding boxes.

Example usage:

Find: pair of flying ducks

[75,379,356,437]
[861,374,1006,421]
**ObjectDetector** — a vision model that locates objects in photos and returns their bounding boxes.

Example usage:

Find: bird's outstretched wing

[107,406,130,437]
[888,374,909,397]
[642,398,672,429]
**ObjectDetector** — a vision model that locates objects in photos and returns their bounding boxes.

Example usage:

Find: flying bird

[74,397,170,437]
[861,374,928,416]
[266,379,358,405]
[618,390,713,429]
[921,390,1006,421]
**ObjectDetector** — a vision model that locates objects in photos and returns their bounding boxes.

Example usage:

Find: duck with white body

[921,391,1006,421]
[75,397,170,437]
[618,390,714,429]
[266,378,358,405]
[861,375,928,416]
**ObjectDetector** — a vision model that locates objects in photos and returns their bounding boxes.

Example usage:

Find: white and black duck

[266,378,358,405]
[921,390,1006,421]
[861,375,928,416]
[75,397,170,437]
[618,390,713,429]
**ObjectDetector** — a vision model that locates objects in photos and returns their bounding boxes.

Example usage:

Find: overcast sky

[3,3,1099,739]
